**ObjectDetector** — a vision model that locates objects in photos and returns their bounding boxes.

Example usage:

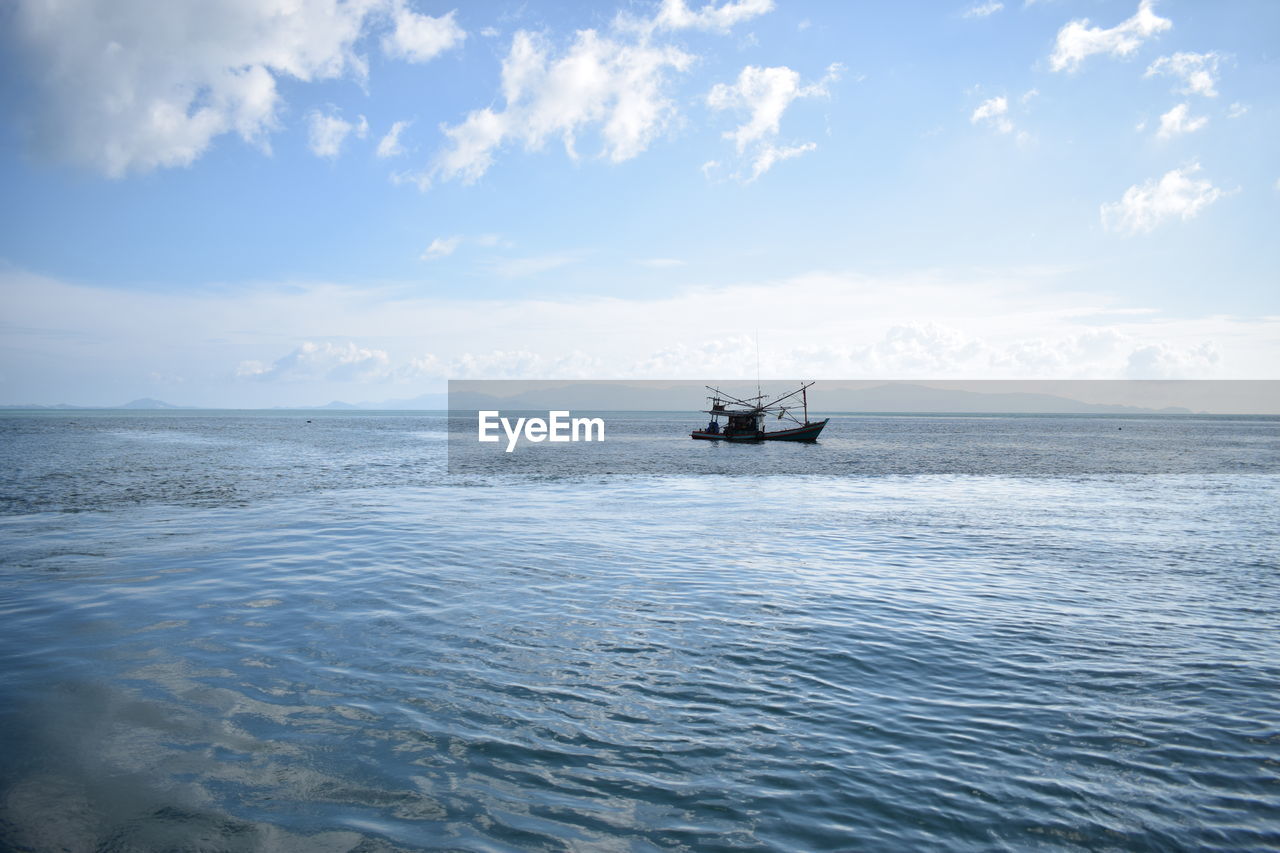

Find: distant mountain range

[287,394,449,410]
[820,384,1195,415]
[0,385,1197,414]
[0,397,198,410]
[445,383,1194,414]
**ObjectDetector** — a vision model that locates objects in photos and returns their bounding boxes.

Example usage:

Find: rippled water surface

[1,412,1278,851]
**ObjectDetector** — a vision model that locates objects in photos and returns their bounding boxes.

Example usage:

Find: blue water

[1,412,1278,851]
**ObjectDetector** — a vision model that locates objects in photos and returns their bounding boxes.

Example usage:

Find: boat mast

[754,329,761,405]
[803,384,808,424]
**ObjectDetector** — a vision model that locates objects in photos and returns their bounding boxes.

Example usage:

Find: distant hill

[0,398,195,410]
[299,393,449,410]
[445,383,1194,415]
[818,384,1193,415]
[356,392,449,410]
[119,397,192,409]
[0,402,86,410]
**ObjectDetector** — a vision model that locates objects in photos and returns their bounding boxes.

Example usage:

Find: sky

[0,0,1277,408]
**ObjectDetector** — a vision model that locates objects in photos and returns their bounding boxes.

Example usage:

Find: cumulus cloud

[381,6,464,62]
[376,120,413,158]
[236,345,609,383]
[417,1,781,188]
[1155,103,1207,139]
[861,324,987,372]
[629,324,1230,381]
[1145,51,1222,97]
[647,0,775,33]
[1049,0,1171,73]
[971,96,1013,133]
[707,63,840,181]
[962,2,1004,19]
[426,28,693,186]
[237,341,392,382]
[1125,342,1219,378]
[1100,164,1224,234]
[308,110,367,158]
[5,0,463,177]
[229,332,1230,387]
[748,143,818,180]
[7,266,1277,408]
[709,65,837,151]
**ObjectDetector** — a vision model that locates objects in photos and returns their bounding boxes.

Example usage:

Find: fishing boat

[691,381,828,442]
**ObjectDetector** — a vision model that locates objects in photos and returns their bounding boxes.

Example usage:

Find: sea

[1,410,1277,852]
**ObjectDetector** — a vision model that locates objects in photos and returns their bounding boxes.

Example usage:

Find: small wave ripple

[2,475,1278,850]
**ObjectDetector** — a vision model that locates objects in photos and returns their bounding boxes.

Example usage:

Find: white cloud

[971,96,1013,133]
[6,266,1279,408]
[747,143,817,181]
[426,28,694,186]
[1155,103,1207,139]
[376,120,413,158]
[419,2,779,188]
[307,109,366,159]
[429,317,1249,383]
[1049,0,1172,73]
[1125,342,1219,378]
[420,233,509,260]
[709,65,836,151]
[440,349,614,380]
[1145,52,1222,97]
[707,63,840,180]
[237,341,393,382]
[1227,102,1248,119]
[381,5,464,63]
[649,0,775,33]
[5,0,461,177]
[256,293,1247,382]
[1100,164,1224,235]
[971,94,1032,143]
[962,2,1004,19]
[421,236,462,260]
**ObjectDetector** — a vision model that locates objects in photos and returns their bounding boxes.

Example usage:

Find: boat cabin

[723,413,761,436]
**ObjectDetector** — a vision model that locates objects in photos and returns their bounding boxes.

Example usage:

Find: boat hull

[691,418,828,443]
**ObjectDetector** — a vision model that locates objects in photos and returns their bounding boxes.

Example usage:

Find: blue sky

[1,0,1276,406]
